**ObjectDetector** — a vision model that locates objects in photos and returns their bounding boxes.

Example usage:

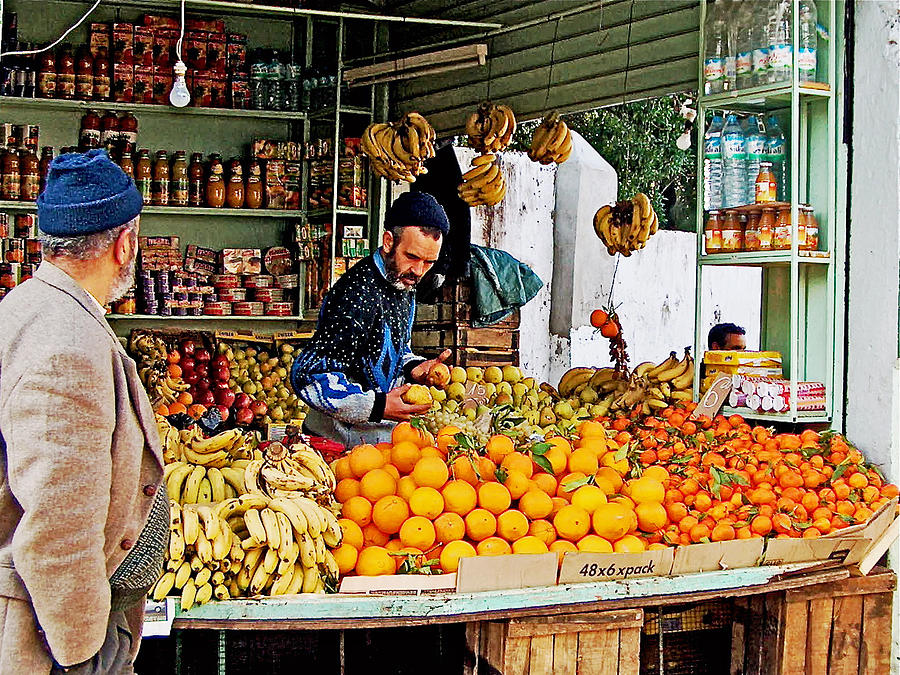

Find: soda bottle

[704,3,727,95]
[744,115,767,200]
[704,114,725,211]
[765,115,787,201]
[798,0,818,82]
[722,113,747,207]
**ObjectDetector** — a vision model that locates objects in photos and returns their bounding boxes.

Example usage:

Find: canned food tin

[204,301,232,316]
[14,214,37,238]
[264,246,293,276]
[265,301,294,316]
[212,274,240,289]
[275,274,299,289]
[218,288,247,302]
[242,275,273,289]
[251,287,285,303]
[233,301,264,316]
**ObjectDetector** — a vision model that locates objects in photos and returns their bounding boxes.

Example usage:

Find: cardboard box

[229,74,249,109]
[185,245,217,264]
[113,64,133,102]
[209,73,227,108]
[456,553,557,593]
[153,29,178,68]
[191,71,211,108]
[226,35,247,74]
[133,66,154,104]
[339,573,457,596]
[153,69,173,105]
[207,33,226,73]
[142,14,180,30]
[184,31,208,70]
[89,24,110,58]
[559,548,675,584]
[265,160,286,209]
[670,538,764,575]
[112,25,134,65]
[133,27,154,67]
[704,350,783,368]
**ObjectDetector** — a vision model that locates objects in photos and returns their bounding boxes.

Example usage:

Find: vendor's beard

[384,246,420,292]
[108,249,137,303]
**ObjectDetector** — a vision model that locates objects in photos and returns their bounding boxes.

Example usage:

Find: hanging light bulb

[169,60,190,108]
[675,97,696,150]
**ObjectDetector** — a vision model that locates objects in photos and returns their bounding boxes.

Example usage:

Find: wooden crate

[731,569,895,675]
[415,303,520,329]
[415,346,520,368]
[412,325,519,352]
[469,609,644,675]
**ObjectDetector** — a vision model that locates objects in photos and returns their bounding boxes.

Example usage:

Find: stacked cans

[0,213,41,303]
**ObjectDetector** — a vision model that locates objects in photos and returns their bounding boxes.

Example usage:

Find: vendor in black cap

[291,192,452,446]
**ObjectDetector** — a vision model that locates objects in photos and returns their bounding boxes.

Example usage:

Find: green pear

[484,366,503,384]
[502,365,523,383]
[579,387,599,404]
[430,386,447,402]
[444,400,460,413]
[497,382,513,396]
[495,393,513,406]
[450,367,467,384]
[483,382,497,400]
[522,377,536,390]
[447,382,466,401]
[465,367,484,383]
[554,400,575,420]
[539,407,557,426]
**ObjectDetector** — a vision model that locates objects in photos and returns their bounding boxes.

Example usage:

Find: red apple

[194,348,211,363]
[250,400,268,417]
[195,379,210,392]
[234,393,252,409]
[183,371,199,385]
[180,357,196,374]
[215,387,236,408]
[214,366,231,382]
[194,363,209,379]
[212,355,230,370]
[235,408,254,426]
[197,390,216,406]
[181,341,196,356]
[214,405,230,422]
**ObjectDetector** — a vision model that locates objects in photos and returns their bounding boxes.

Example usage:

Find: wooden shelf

[0,96,306,120]
[0,201,303,218]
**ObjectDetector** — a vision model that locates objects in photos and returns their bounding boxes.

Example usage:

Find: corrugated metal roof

[382,0,700,134]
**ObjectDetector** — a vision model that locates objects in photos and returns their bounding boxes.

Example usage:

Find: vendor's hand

[410,349,452,384]
[383,384,433,421]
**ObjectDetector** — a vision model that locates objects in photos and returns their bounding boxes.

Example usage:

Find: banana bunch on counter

[164,457,250,505]
[465,101,517,153]
[131,333,190,407]
[157,417,256,466]
[360,112,436,183]
[242,440,337,502]
[632,348,695,409]
[593,193,658,256]
[458,153,506,207]
[528,111,573,165]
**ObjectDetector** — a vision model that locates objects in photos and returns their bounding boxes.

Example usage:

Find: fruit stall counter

[157,564,894,675]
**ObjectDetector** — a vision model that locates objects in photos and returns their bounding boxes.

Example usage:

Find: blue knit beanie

[37,149,143,236]
[385,191,449,236]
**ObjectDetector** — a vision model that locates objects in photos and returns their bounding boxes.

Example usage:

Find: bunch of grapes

[423,408,492,447]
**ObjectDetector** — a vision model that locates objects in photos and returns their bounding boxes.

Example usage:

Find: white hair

[40,217,139,261]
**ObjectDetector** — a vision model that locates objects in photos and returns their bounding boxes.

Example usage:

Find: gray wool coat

[0,261,164,671]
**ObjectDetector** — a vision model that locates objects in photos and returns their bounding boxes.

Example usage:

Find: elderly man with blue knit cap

[292,191,453,447]
[0,149,167,674]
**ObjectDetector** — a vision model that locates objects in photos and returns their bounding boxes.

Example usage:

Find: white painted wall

[846,3,900,671]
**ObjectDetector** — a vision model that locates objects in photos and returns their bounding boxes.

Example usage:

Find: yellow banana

[276,512,295,562]
[269,565,295,596]
[301,565,319,594]
[244,459,264,494]
[321,550,340,581]
[648,352,678,379]
[260,508,281,551]
[297,532,316,567]
[182,447,230,467]
[152,572,176,601]
[243,507,268,546]
[196,505,221,540]
[194,567,212,588]
[320,508,343,548]
[237,548,264,591]
[286,563,306,595]
[291,497,324,537]
[261,466,315,492]
[460,160,493,182]
[205,468,226,503]
[671,359,695,390]
[194,582,213,607]
[250,557,273,595]
[169,527,185,562]
[656,350,692,383]
[213,584,230,601]
[174,561,192,589]
[180,579,197,611]
[182,506,200,546]
[195,530,213,565]
[181,466,206,504]
[219,467,247,496]
[189,555,204,573]
[268,497,310,538]
[211,526,231,561]
[671,390,693,401]
[197,478,213,504]
[166,464,194,501]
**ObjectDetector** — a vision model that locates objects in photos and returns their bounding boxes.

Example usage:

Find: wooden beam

[344,44,487,86]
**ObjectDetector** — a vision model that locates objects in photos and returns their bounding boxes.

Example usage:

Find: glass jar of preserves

[721,210,744,252]
[19,146,39,201]
[93,46,111,101]
[225,159,244,209]
[135,149,152,204]
[75,47,93,100]
[5,239,24,263]
[744,209,762,251]
[118,112,138,155]
[188,153,204,207]
[37,51,56,98]
[151,150,170,206]
[56,44,76,99]
[79,109,101,151]
[803,207,819,251]
[245,159,263,209]
[170,151,188,206]
[39,147,54,193]
[119,151,134,180]
[704,211,722,254]
[1,148,21,201]
[758,207,775,250]
[773,207,791,250]
[755,161,777,204]
[205,154,226,208]
[797,205,809,250]
[99,110,119,156]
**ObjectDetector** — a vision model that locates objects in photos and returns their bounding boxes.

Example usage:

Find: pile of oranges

[329,404,898,578]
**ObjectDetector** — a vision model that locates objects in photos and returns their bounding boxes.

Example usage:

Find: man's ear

[113,227,133,266]
[382,229,395,254]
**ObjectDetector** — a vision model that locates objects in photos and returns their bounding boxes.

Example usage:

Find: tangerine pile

[330,406,898,578]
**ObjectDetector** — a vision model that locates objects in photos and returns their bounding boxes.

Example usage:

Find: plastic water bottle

[704,114,725,211]
[751,2,771,85]
[744,115,767,199]
[768,0,793,83]
[266,51,285,111]
[766,115,787,201]
[704,3,727,95]
[249,50,267,111]
[724,0,739,91]
[734,0,754,90]
[798,0,818,82]
[722,114,748,207]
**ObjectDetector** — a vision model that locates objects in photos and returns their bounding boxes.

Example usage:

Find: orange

[550,497,568,517]
[176,391,192,405]
[710,524,736,541]
[335,478,361,503]
[600,451,629,476]
[342,496,373,527]
[613,534,647,553]
[550,539,578,566]
[397,475,418,502]
[478,482,512,515]
[556,473,587,501]
[338,518,365,550]
[576,534,614,553]
[360,468,397,502]
[371,495,409,535]
[578,420,607,439]
[442,480,478,516]
[439,540,477,572]
[378,443,393,464]
[528,519,557,546]
[750,515,773,536]
[420,447,442,459]
[332,543,358,574]
[476,537,512,556]
[567,449,599,476]
[648,543,669,551]
[501,452,534,478]
[533,472,558,496]
[476,457,498,482]
[519,489,554,520]
[503,470,532,500]
[595,467,624,492]
[399,516,436,550]
[449,455,479,485]
[154,404,170,416]
[412,456,449,489]
[465,508,497,541]
[349,444,385,478]
[642,466,670,484]
[591,502,634,541]
[390,441,421,474]
[486,434,515,464]
[187,404,207,420]
[355,546,394,576]
[628,477,665,504]
[167,402,187,416]
[333,456,353,481]
[553,505,592,542]
[433,512,465,543]
[547,436,573,455]
[571,485,608,514]
[511,536,550,554]
[384,461,400,480]
[497,509,529,542]
[635,502,668,533]
[436,428,461,454]
[362,523,390,547]
[543,447,568,476]
[409,487,444,519]
[393,546,425,572]
[392,421,432,448]
[167,363,182,378]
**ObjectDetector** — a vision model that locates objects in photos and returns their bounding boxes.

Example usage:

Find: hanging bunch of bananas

[242,441,338,505]
[593,193,658,257]
[458,153,506,207]
[465,101,517,153]
[131,333,190,407]
[360,112,436,183]
[150,500,239,609]
[528,111,573,165]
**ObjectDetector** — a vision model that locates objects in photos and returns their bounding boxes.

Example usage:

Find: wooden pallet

[731,569,895,675]
[468,609,644,675]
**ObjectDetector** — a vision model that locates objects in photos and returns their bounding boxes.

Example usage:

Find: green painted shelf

[0,201,303,218]
[308,105,374,121]
[700,251,832,266]
[0,96,307,120]
[307,206,370,218]
[700,82,833,108]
